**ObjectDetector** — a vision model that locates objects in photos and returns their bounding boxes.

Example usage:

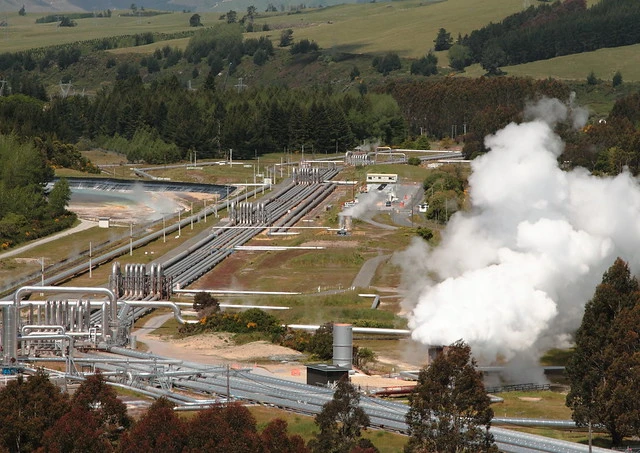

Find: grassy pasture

[0,0,627,83]
[0,10,196,53]
[253,0,524,59]
[249,405,409,453]
[459,44,640,82]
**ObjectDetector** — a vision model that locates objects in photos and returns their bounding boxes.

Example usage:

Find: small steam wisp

[399,98,640,362]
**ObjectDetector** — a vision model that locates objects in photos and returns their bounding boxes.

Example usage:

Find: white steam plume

[398,98,640,363]
[341,190,387,218]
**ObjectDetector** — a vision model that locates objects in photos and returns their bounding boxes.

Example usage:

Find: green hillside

[459,43,640,82]
[0,0,633,84]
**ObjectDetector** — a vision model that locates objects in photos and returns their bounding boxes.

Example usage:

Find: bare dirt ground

[134,313,421,387]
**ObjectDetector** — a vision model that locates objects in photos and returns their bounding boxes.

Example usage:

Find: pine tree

[566,258,640,446]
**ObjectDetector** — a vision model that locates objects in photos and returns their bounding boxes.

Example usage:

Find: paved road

[0,219,97,260]
[351,253,390,289]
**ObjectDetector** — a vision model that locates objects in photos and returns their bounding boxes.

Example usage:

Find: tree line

[0,135,87,249]
[0,370,308,453]
[0,75,405,162]
[454,0,640,72]
[382,76,569,151]
[0,344,499,453]
[563,91,640,175]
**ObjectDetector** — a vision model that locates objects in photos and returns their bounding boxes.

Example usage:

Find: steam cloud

[398,98,640,362]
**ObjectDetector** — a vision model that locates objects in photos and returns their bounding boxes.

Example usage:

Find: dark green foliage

[480,42,507,76]
[253,48,268,65]
[59,16,77,27]
[244,36,274,57]
[448,44,472,71]
[48,177,71,216]
[433,28,453,51]
[145,56,161,73]
[0,370,70,453]
[350,66,360,81]
[96,129,182,164]
[36,11,113,23]
[410,52,438,77]
[56,46,81,70]
[116,62,139,81]
[18,5,25,16]
[372,52,401,75]
[0,134,79,249]
[352,346,376,369]
[405,341,497,453]
[422,170,465,223]
[566,258,640,446]
[290,39,319,55]
[407,156,421,166]
[587,70,598,85]
[179,308,285,338]
[415,226,433,242]
[34,137,99,172]
[308,322,333,360]
[189,13,202,27]
[184,23,243,65]
[612,70,623,87]
[423,170,464,193]
[279,29,294,47]
[309,377,370,453]
[0,70,404,162]
[226,10,237,23]
[459,0,640,66]
[193,292,220,315]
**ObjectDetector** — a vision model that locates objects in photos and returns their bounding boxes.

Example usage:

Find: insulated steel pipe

[7,286,118,360]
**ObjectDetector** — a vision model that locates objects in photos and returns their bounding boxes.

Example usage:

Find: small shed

[98,217,110,228]
[306,363,349,387]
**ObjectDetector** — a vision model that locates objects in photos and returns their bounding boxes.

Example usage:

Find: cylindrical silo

[333,323,353,369]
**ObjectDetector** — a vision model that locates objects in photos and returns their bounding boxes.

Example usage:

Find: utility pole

[203,199,207,223]
[190,202,194,230]
[162,216,166,243]
[129,222,133,256]
[226,364,231,406]
[178,210,181,238]
[41,257,44,286]
[89,241,92,278]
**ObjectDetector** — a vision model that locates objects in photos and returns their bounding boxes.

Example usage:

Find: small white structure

[98,217,110,228]
[366,173,398,184]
